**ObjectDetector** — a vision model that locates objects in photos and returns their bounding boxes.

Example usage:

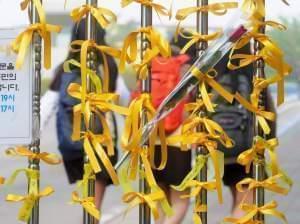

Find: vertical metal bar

[28,1,42,224]
[84,0,98,224]
[196,1,208,224]
[253,0,265,222]
[139,4,152,224]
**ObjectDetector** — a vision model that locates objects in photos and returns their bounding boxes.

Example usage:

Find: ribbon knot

[237,136,279,174]
[11,23,61,69]
[224,200,287,224]
[6,147,61,165]
[71,191,100,220]
[70,4,117,28]
[191,67,234,112]
[6,186,54,222]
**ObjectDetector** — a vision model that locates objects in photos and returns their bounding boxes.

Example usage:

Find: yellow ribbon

[71,191,100,220]
[11,23,61,69]
[236,174,291,196]
[119,27,171,79]
[77,163,96,197]
[77,130,119,185]
[175,2,238,21]
[191,67,234,112]
[119,163,173,219]
[237,136,279,175]
[6,147,61,165]
[70,4,117,28]
[121,0,171,18]
[6,186,54,222]
[168,132,223,203]
[235,92,275,135]
[0,176,5,185]
[193,204,208,224]
[229,31,292,106]
[122,93,167,178]
[178,29,222,54]
[20,0,46,24]
[224,200,287,224]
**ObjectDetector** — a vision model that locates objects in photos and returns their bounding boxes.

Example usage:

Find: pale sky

[0,0,299,28]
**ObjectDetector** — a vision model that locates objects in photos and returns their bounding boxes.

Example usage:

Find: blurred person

[40,19,126,211]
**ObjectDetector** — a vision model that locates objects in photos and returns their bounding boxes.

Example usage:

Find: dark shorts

[62,148,118,185]
[223,163,251,186]
[153,145,192,186]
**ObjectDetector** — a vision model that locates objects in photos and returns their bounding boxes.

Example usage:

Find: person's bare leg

[231,186,253,218]
[163,188,190,224]
[95,179,106,209]
[155,183,170,224]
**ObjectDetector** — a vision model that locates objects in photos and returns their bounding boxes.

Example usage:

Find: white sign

[0,27,32,145]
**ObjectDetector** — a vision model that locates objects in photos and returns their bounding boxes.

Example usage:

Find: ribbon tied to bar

[223,200,287,224]
[70,4,117,28]
[237,136,279,175]
[6,147,61,165]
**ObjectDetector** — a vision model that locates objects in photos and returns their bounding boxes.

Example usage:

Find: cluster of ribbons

[223,0,292,223]
[4,147,61,222]
[167,97,233,222]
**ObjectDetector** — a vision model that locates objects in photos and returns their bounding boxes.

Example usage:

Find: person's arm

[40,90,59,133]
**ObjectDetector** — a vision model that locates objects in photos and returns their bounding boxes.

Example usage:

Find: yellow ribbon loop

[80,131,119,185]
[122,190,164,220]
[121,0,171,18]
[70,40,122,97]
[6,186,54,222]
[191,67,234,112]
[178,29,222,54]
[122,93,167,175]
[236,174,291,195]
[0,176,5,185]
[237,136,279,174]
[182,115,234,149]
[224,200,287,224]
[181,180,217,199]
[119,27,171,79]
[6,147,61,165]
[229,32,292,106]
[77,164,96,197]
[5,168,39,187]
[70,4,117,28]
[20,0,46,25]
[235,92,275,135]
[168,132,223,203]
[11,23,62,69]
[71,191,100,220]
[175,2,238,21]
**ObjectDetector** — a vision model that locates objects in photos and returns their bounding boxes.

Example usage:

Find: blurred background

[0,0,300,223]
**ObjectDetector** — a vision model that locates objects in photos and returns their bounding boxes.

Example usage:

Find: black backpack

[56,70,117,160]
[211,71,253,160]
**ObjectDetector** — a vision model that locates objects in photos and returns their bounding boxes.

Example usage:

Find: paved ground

[0,99,300,224]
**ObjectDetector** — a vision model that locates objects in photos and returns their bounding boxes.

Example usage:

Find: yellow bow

[177,29,222,54]
[182,115,234,149]
[71,191,100,220]
[229,31,292,106]
[168,132,223,203]
[224,200,287,224]
[11,23,61,69]
[70,4,117,28]
[121,0,171,18]
[235,92,275,135]
[122,93,167,178]
[237,136,279,175]
[6,147,61,165]
[191,67,234,112]
[236,174,291,196]
[6,186,54,222]
[78,130,119,185]
[119,27,171,79]
[176,2,238,21]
